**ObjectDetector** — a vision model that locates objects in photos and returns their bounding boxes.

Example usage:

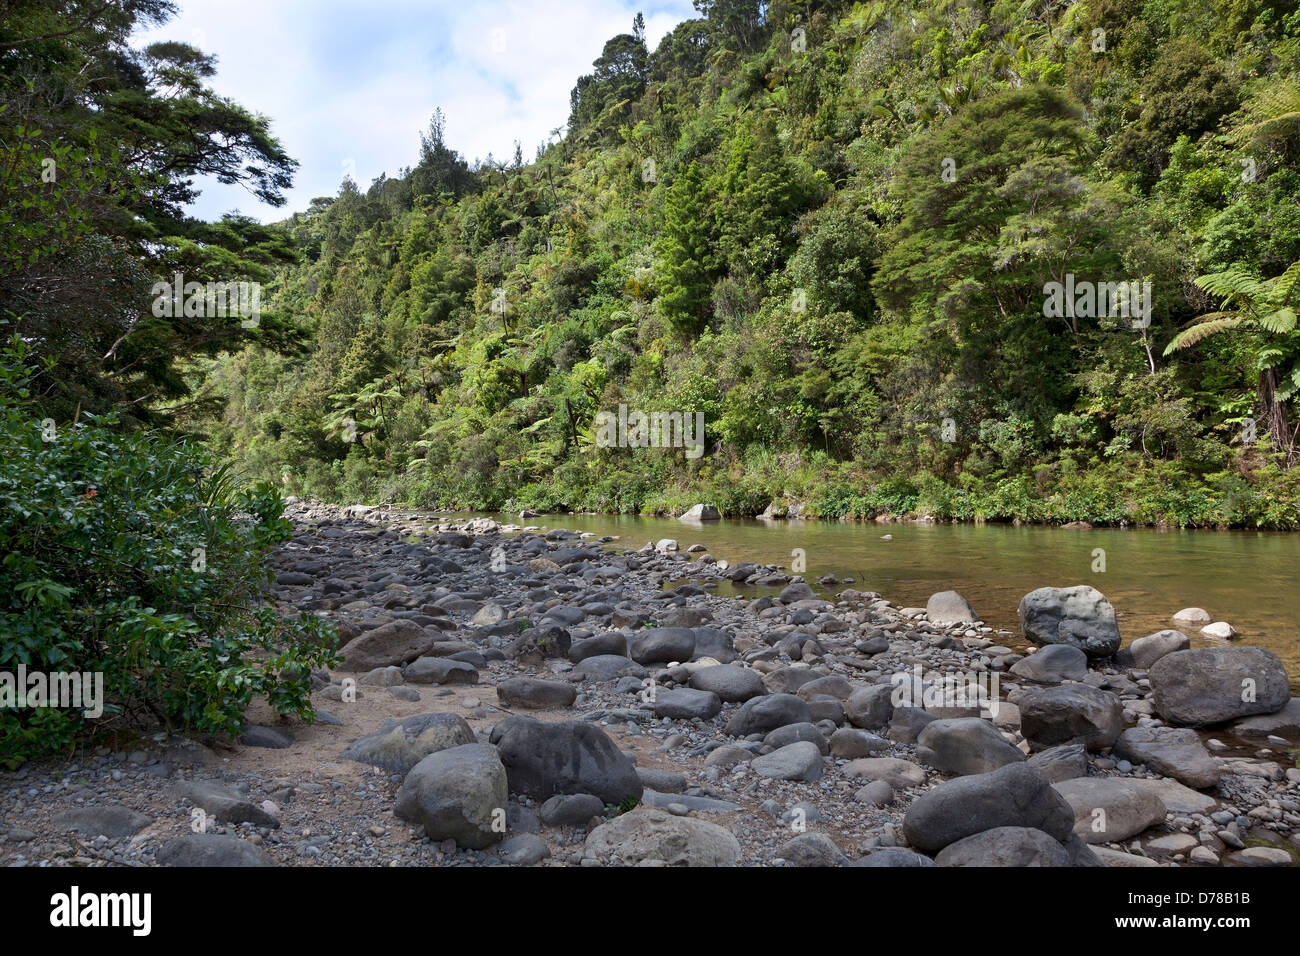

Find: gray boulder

[902,763,1075,854]
[925,590,978,625]
[1113,726,1220,789]
[916,718,1026,775]
[585,808,740,866]
[156,833,272,867]
[688,664,766,702]
[751,741,824,781]
[495,677,577,709]
[652,687,722,720]
[629,627,696,665]
[724,693,812,736]
[338,620,443,671]
[935,826,1073,866]
[1010,644,1089,683]
[395,743,509,850]
[1149,646,1290,726]
[1018,585,1121,659]
[340,712,475,774]
[1053,777,1167,844]
[490,715,642,805]
[1019,684,1123,751]
[1116,629,1189,669]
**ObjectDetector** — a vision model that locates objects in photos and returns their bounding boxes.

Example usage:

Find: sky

[133,0,696,223]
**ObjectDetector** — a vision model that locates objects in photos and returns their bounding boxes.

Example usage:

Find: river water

[450,512,1300,682]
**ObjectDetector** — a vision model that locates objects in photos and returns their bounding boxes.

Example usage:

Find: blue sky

[133,0,696,222]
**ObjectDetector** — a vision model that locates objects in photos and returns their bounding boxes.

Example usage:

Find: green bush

[0,338,338,767]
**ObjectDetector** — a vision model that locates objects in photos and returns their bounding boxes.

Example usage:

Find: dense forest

[165,0,1300,528]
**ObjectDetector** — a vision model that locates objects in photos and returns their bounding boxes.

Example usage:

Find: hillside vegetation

[166,2,1300,525]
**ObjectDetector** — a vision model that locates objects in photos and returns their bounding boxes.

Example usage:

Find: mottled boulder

[1018,585,1121,659]
[1019,684,1123,752]
[1115,629,1189,670]
[489,715,642,805]
[337,620,443,671]
[1053,777,1167,844]
[1113,726,1220,789]
[585,808,739,866]
[340,712,475,774]
[902,764,1075,854]
[916,718,1026,775]
[925,590,978,625]
[1010,644,1089,684]
[394,744,509,850]
[1149,646,1290,726]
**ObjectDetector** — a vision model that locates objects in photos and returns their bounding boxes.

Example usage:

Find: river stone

[539,793,606,826]
[902,763,1075,854]
[1172,607,1212,627]
[1149,646,1290,726]
[1018,585,1121,659]
[916,717,1026,775]
[1231,697,1300,737]
[337,619,443,671]
[688,664,766,702]
[829,727,889,758]
[629,627,696,665]
[407,655,479,684]
[751,741,824,781]
[724,693,812,736]
[340,712,475,774]
[925,590,978,625]
[172,781,280,829]
[394,743,508,850]
[888,706,937,744]
[54,804,153,839]
[763,722,828,754]
[489,715,642,804]
[774,832,848,866]
[935,826,1073,866]
[1009,644,1088,683]
[652,687,722,720]
[679,503,720,521]
[1113,726,1220,789]
[569,632,628,662]
[1019,684,1124,751]
[1124,777,1218,814]
[498,833,550,865]
[1116,629,1190,669]
[850,847,936,867]
[845,684,895,730]
[1200,621,1238,640]
[585,808,740,866]
[689,626,736,663]
[762,666,823,695]
[1026,744,1089,783]
[575,654,647,681]
[797,674,854,700]
[156,833,273,867]
[778,582,815,603]
[495,677,577,709]
[843,756,928,790]
[1053,777,1168,844]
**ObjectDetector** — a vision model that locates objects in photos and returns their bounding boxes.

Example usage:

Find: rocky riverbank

[2,501,1298,867]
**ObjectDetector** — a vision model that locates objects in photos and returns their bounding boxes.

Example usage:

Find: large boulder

[1113,726,1220,789]
[1019,684,1123,752]
[585,808,740,866]
[916,718,1026,775]
[902,764,1075,854]
[1052,777,1167,844]
[156,833,273,867]
[679,503,721,521]
[394,743,508,850]
[844,684,895,730]
[925,590,978,625]
[750,741,824,782]
[688,664,766,702]
[652,687,722,720]
[724,693,811,736]
[629,627,696,665]
[1148,646,1290,726]
[1018,586,1121,659]
[340,712,475,774]
[337,620,444,671]
[489,715,642,805]
[935,826,1075,867]
[495,677,577,709]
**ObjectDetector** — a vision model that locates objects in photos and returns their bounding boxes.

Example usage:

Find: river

[442,512,1300,682]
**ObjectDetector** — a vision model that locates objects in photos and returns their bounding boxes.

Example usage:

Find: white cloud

[133,0,695,222]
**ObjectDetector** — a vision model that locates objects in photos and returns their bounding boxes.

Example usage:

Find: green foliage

[0,338,338,766]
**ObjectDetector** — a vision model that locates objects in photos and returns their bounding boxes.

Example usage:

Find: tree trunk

[1260,366,1294,465]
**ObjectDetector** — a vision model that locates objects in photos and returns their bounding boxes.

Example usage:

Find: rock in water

[678,504,720,521]
[1116,629,1189,669]
[1148,646,1290,726]
[340,712,475,773]
[1018,585,1121,659]
[585,808,740,866]
[925,590,978,625]
[902,763,1074,854]
[489,715,642,805]
[394,743,509,850]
